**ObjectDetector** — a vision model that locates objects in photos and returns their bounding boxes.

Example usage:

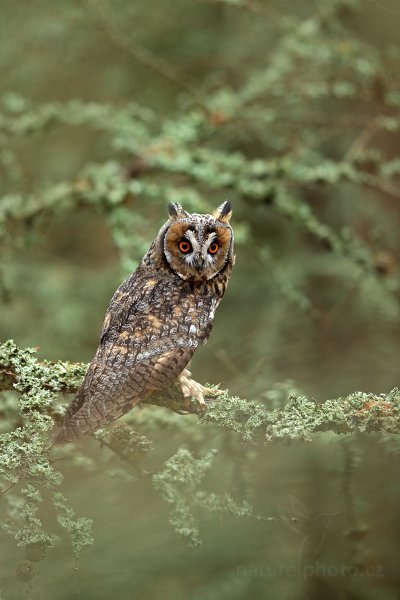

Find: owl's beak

[195,255,205,270]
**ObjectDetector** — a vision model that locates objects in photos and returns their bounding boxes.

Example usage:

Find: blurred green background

[1,0,400,598]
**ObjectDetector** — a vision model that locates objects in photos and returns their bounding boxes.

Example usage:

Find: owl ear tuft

[213,200,232,223]
[168,202,188,220]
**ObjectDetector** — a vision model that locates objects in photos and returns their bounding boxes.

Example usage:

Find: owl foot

[178,369,218,412]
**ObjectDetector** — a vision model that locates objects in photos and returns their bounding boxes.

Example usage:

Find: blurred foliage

[1,337,399,594]
[1,0,400,598]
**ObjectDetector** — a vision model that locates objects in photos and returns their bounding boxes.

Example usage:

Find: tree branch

[1,340,399,444]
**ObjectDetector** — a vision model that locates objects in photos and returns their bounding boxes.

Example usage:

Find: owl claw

[178,369,210,411]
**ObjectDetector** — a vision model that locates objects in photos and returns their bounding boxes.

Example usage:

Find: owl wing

[56,272,215,442]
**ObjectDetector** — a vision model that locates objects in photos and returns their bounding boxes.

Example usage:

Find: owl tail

[53,384,89,443]
[53,395,140,443]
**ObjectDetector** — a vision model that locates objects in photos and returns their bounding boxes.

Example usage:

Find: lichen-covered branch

[1,340,399,445]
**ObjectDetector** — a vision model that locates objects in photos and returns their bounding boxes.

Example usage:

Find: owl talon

[178,369,211,411]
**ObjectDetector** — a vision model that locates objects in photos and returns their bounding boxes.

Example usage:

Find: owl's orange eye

[178,240,192,253]
[208,242,219,254]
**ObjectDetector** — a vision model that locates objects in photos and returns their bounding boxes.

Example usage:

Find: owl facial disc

[163,202,234,282]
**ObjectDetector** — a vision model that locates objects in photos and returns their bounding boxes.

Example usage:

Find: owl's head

[161,201,234,282]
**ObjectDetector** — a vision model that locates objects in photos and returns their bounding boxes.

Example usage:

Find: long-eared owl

[56,201,235,442]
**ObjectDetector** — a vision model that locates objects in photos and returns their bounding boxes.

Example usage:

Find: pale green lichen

[153,448,254,545]
[1,339,400,571]
[0,340,93,580]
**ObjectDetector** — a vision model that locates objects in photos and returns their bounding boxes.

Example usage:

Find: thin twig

[0,479,20,498]
[83,0,207,110]
[343,122,379,162]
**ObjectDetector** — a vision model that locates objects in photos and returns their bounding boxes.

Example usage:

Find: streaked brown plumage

[55,201,235,442]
